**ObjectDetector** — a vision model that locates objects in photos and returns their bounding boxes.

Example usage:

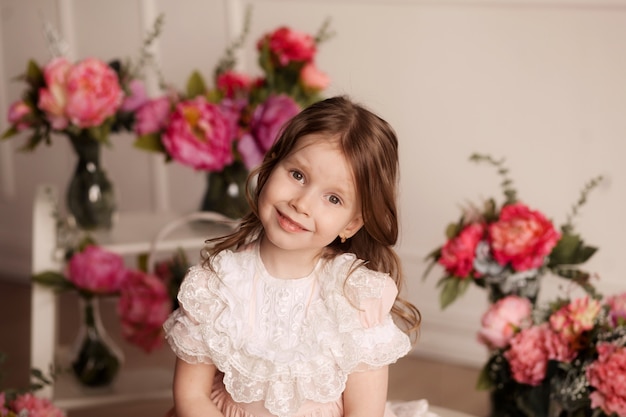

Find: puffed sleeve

[163,265,220,364]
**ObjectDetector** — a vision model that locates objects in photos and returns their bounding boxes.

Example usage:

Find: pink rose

[66,245,126,294]
[238,94,301,170]
[38,57,72,130]
[438,223,485,278]
[477,295,532,349]
[162,96,235,171]
[258,26,317,66]
[117,269,172,353]
[586,343,626,417]
[489,203,561,271]
[8,100,32,131]
[10,393,66,417]
[606,292,626,326]
[549,296,601,342]
[217,71,252,98]
[65,58,124,128]
[120,79,149,112]
[299,62,330,92]
[134,96,172,135]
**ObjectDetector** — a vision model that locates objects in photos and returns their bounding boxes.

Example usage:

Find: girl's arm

[172,357,224,417]
[343,366,389,417]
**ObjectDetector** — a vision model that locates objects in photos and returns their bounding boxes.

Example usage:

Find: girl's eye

[290,170,304,183]
[328,195,342,205]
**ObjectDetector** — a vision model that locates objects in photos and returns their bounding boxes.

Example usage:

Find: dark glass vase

[71,296,123,387]
[201,160,249,219]
[67,132,116,231]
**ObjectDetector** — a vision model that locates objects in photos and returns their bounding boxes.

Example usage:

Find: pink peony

[438,223,485,278]
[217,71,252,98]
[66,245,126,294]
[117,269,172,353]
[237,94,301,170]
[10,392,66,417]
[134,96,172,135]
[549,296,601,342]
[478,295,532,349]
[586,343,626,417]
[488,202,561,271]
[7,100,32,131]
[38,57,72,130]
[161,96,235,171]
[258,26,317,66]
[64,58,123,128]
[120,79,149,112]
[299,62,330,92]
[606,292,626,327]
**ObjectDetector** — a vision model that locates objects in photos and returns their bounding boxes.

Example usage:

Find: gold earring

[340,234,347,243]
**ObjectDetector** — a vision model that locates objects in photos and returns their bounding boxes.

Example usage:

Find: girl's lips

[277,210,308,232]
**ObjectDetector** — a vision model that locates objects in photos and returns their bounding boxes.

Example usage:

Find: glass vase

[71,296,124,387]
[200,160,249,219]
[67,132,116,231]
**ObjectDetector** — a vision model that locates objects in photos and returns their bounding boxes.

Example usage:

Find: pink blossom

[438,223,485,278]
[120,79,149,112]
[161,96,235,171]
[258,26,317,66]
[606,292,626,326]
[549,296,601,342]
[217,71,252,98]
[117,269,172,353]
[586,343,626,417]
[64,58,124,128]
[488,203,561,271]
[299,62,330,92]
[134,96,171,135]
[0,392,8,416]
[478,295,532,349]
[7,100,32,131]
[10,392,66,417]
[238,94,300,170]
[38,57,72,130]
[66,245,126,294]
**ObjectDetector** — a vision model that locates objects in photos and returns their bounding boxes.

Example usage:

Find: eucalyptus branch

[214,5,253,77]
[469,153,518,205]
[127,13,166,86]
[561,175,603,235]
[314,17,336,45]
[41,18,69,58]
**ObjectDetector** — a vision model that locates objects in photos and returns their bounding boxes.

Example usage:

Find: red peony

[258,26,317,66]
[438,223,485,278]
[66,245,126,294]
[488,202,561,271]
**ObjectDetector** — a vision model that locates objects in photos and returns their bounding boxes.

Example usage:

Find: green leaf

[134,133,166,153]
[25,59,44,89]
[476,364,494,390]
[437,276,471,309]
[549,233,597,266]
[1,126,18,140]
[32,271,74,292]
[186,70,207,98]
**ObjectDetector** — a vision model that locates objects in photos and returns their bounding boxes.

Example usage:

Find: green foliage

[186,70,208,99]
[31,270,74,292]
[470,153,518,205]
[134,133,167,153]
[437,276,471,309]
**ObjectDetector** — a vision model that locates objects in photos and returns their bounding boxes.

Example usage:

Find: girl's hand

[343,366,389,417]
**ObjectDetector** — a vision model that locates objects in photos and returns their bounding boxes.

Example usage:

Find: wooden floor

[0,279,490,417]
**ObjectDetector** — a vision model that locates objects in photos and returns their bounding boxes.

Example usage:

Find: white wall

[1,0,625,366]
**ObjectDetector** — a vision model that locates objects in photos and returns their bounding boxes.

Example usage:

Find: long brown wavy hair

[204,95,421,342]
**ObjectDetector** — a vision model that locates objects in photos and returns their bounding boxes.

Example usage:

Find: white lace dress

[164,243,436,417]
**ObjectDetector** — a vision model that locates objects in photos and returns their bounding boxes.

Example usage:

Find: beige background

[1,0,625,368]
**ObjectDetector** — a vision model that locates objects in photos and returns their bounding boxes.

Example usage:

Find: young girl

[164,96,422,417]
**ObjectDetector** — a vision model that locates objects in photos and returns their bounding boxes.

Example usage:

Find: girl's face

[258,134,363,259]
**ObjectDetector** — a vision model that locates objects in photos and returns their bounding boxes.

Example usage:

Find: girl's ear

[343,215,364,239]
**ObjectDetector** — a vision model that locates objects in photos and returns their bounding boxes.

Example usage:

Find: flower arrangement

[134,10,333,171]
[477,293,626,417]
[424,153,603,309]
[0,353,65,417]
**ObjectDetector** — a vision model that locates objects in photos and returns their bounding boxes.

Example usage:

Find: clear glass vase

[67,131,116,231]
[71,296,124,387]
[200,160,250,219]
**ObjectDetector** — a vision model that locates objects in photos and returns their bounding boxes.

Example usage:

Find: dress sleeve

[163,265,218,365]
[357,275,398,328]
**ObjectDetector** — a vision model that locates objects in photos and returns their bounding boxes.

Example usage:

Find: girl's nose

[289,190,312,215]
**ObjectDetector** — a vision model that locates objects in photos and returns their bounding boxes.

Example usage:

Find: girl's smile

[276,209,310,233]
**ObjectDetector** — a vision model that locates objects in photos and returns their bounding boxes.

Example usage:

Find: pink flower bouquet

[424,153,602,309]
[133,11,334,175]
